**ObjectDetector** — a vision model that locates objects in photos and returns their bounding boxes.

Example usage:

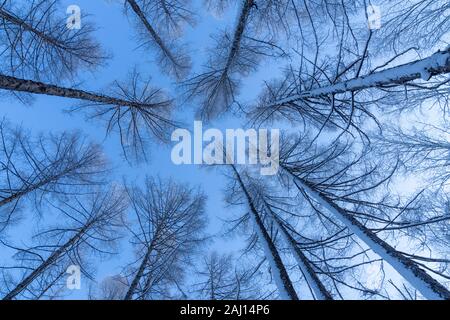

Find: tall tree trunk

[270,48,450,107]
[125,0,180,69]
[2,226,88,300]
[222,0,254,74]
[291,175,450,300]
[231,166,299,300]
[270,212,333,300]
[0,74,160,109]
[124,246,153,300]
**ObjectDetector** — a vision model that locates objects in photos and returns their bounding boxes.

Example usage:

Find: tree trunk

[0,8,66,51]
[2,226,88,300]
[126,0,178,67]
[222,0,254,73]
[0,74,160,109]
[270,213,333,300]
[292,175,450,300]
[231,166,299,300]
[270,48,450,107]
[123,246,153,300]
[0,165,80,208]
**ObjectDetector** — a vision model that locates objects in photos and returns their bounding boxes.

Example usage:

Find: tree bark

[123,246,153,300]
[0,74,160,109]
[222,0,254,73]
[270,48,450,107]
[2,225,88,300]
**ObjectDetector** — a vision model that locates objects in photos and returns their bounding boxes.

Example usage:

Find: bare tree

[249,0,450,137]
[1,187,128,300]
[195,251,263,300]
[89,275,129,300]
[277,134,450,299]
[0,70,175,160]
[0,0,105,81]
[124,0,192,80]
[142,0,196,38]
[375,125,450,188]
[0,120,106,233]
[256,49,450,122]
[184,0,286,120]
[228,165,299,300]
[380,0,450,49]
[121,177,207,300]
[229,166,334,300]
[269,211,334,300]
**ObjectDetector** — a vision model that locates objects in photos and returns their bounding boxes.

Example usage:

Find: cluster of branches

[0,0,105,82]
[217,0,450,300]
[0,135,208,300]
[249,0,450,136]
[223,130,450,299]
[123,0,194,80]
[0,0,178,161]
[183,0,291,120]
[0,120,107,233]
[1,0,450,301]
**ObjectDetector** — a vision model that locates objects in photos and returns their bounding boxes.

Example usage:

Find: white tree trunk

[294,177,450,300]
[270,48,450,107]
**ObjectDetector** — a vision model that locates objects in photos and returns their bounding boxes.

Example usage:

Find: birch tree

[253,49,450,128]
[1,187,128,300]
[241,171,334,300]
[238,166,394,299]
[249,0,450,136]
[121,177,206,300]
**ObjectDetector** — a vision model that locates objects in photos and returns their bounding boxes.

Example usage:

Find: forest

[0,0,449,300]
